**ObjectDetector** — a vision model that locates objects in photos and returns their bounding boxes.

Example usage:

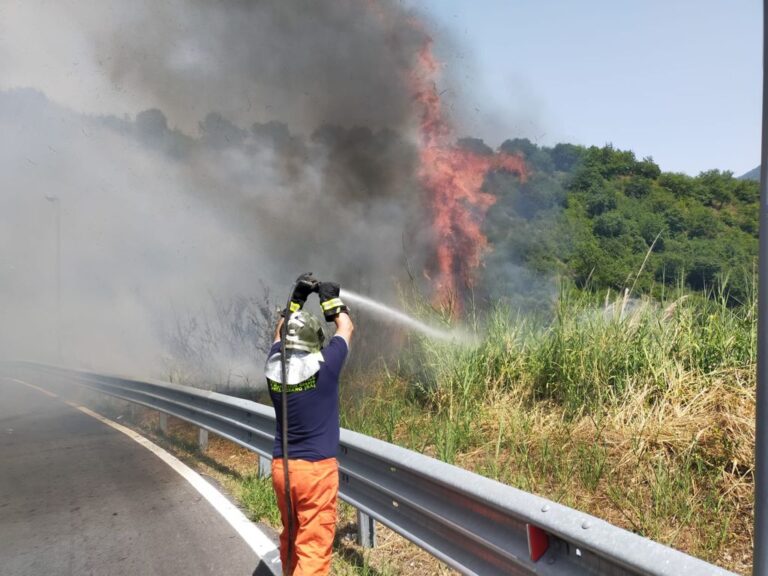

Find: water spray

[340,289,475,344]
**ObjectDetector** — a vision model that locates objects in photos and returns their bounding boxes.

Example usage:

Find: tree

[480,138,758,303]
[636,157,661,179]
[593,211,626,237]
[584,185,618,216]
[658,172,697,198]
[698,169,734,209]
[685,205,720,239]
[636,211,667,249]
[499,138,555,173]
[458,137,494,156]
[625,176,653,199]
[551,143,585,172]
[686,242,722,291]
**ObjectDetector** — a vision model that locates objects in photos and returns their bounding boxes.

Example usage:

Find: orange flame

[363,2,527,309]
[410,38,527,309]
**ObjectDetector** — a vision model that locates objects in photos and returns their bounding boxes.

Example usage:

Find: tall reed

[341,281,756,572]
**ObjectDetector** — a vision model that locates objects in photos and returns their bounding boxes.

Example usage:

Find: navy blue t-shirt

[267,335,349,461]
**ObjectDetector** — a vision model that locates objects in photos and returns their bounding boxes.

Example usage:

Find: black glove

[283,273,319,317]
[318,281,348,321]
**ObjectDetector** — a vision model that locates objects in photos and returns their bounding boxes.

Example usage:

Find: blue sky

[409,0,762,176]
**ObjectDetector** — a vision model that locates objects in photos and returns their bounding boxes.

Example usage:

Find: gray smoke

[0,0,455,384]
[99,0,427,134]
[91,0,437,286]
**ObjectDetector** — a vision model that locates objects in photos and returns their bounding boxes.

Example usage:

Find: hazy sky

[410,0,762,176]
[2,1,760,175]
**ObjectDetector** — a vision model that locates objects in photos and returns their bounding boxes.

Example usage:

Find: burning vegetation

[409,37,527,308]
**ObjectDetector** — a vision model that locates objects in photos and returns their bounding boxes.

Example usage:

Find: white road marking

[5,377,59,398]
[5,377,280,565]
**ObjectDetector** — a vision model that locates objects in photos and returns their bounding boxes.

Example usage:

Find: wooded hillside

[478,140,759,305]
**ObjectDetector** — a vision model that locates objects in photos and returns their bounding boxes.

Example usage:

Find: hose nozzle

[296,272,320,293]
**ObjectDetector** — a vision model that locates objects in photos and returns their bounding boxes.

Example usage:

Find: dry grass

[342,287,756,575]
[490,373,752,573]
[341,370,754,574]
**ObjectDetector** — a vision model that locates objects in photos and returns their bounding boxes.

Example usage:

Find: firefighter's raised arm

[318,282,353,343]
[333,310,354,344]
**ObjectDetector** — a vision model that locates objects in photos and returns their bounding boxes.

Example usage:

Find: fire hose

[279,273,319,575]
[279,277,299,575]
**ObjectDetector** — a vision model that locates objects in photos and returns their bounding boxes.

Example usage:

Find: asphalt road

[0,376,268,576]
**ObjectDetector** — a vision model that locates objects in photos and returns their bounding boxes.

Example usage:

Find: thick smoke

[90,0,436,287]
[99,1,427,134]
[0,1,451,383]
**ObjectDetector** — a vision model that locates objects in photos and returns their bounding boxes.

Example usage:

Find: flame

[410,37,527,309]
[363,2,527,310]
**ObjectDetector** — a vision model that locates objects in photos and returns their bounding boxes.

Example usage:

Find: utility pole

[44,195,61,362]
[755,1,768,574]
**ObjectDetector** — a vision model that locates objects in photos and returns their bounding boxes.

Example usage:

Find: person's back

[266,330,348,461]
[266,277,353,576]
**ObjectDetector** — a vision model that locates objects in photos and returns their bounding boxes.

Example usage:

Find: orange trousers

[271,457,339,576]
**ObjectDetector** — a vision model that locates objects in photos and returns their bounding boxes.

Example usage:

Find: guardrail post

[159,413,168,435]
[198,428,209,452]
[357,510,376,548]
[259,455,272,478]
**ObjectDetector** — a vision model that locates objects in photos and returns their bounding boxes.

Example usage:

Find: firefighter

[265,276,353,576]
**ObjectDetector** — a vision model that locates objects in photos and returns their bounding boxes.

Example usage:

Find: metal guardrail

[5,362,736,576]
